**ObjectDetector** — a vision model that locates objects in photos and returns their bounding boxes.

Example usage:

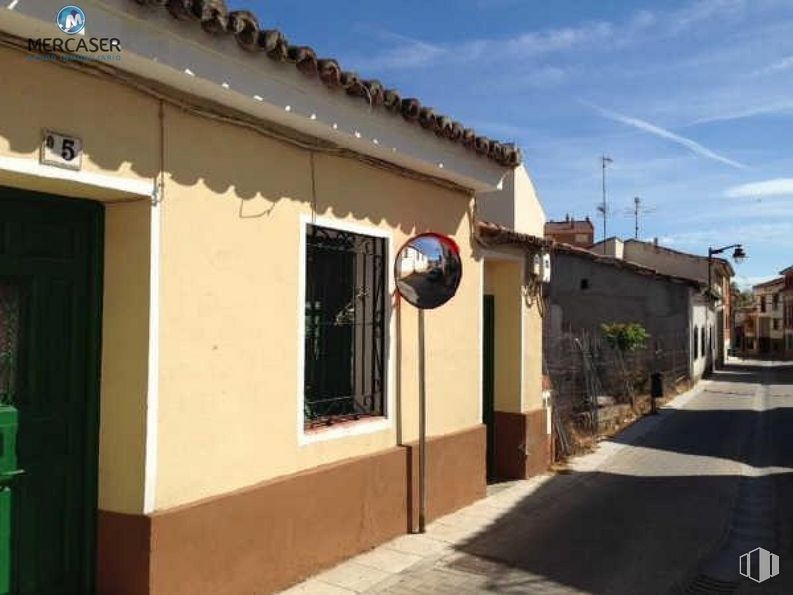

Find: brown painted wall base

[96,424,486,595]
[493,409,550,480]
[404,425,486,531]
[97,511,151,595]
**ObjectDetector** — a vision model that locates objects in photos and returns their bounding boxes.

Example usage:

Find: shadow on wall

[1,52,470,238]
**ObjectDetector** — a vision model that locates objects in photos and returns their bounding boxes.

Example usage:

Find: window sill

[299,415,390,445]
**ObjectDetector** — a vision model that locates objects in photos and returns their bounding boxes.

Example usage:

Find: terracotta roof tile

[553,242,704,289]
[623,239,735,276]
[753,277,785,289]
[476,221,551,249]
[544,219,594,233]
[132,0,522,167]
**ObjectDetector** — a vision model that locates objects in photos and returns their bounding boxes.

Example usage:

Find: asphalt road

[450,361,793,594]
[385,361,793,594]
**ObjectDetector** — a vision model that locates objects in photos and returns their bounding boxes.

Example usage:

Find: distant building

[742,275,790,358]
[590,238,734,369]
[396,246,430,276]
[782,266,793,358]
[544,215,594,247]
[545,243,707,382]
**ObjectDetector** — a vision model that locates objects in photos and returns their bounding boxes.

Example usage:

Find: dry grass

[553,379,691,464]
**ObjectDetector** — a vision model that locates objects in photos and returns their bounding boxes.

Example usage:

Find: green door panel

[0,487,9,594]
[0,189,103,595]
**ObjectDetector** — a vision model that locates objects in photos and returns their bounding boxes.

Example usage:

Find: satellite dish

[394,233,462,309]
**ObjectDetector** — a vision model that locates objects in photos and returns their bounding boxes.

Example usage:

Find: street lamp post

[706,244,747,372]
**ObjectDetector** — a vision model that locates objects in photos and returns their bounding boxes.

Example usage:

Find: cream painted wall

[477,165,546,237]
[0,48,158,514]
[0,46,486,512]
[0,49,160,182]
[483,255,545,414]
[522,296,544,412]
[155,107,482,509]
[478,164,546,415]
[512,166,546,238]
[483,261,522,414]
[511,168,546,412]
[99,201,151,514]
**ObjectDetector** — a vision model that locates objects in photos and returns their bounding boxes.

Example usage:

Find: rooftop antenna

[597,155,613,253]
[623,196,657,239]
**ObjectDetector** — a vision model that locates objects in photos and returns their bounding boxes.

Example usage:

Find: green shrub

[601,322,650,352]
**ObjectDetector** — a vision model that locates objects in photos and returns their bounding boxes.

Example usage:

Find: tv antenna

[623,196,656,239]
[598,155,613,250]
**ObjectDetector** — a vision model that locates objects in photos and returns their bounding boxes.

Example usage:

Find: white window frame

[296,214,395,446]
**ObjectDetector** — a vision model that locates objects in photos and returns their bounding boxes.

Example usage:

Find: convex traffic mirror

[394,233,462,309]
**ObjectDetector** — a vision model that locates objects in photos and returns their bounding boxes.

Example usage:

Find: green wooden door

[482,295,496,481]
[0,189,103,594]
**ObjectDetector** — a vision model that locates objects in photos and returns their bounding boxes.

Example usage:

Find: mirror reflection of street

[397,271,455,309]
[395,234,462,310]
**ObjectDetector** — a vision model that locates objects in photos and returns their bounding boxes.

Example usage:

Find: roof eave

[1,0,511,193]
[554,243,703,289]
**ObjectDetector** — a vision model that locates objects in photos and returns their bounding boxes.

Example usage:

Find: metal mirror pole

[418,308,427,533]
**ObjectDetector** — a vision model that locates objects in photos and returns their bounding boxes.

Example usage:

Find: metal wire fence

[545,329,691,460]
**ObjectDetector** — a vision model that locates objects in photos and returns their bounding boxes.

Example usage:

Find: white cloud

[754,55,793,75]
[725,178,793,198]
[498,22,614,57]
[350,30,446,70]
[347,0,759,75]
[585,102,746,169]
[667,0,748,33]
[661,222,793,247]
[350,21,616,72]
[687,102,793,125]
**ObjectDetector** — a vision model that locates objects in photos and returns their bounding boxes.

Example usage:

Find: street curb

[568,380,708,474]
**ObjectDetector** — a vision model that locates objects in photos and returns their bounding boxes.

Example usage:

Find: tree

[731,282,754,309]
[601,322,650,352]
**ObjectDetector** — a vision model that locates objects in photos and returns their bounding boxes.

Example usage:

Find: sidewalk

[279,382,706,595]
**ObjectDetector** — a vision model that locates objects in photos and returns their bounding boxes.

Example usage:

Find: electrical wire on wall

[521,249,547,318]
[520,258,545,317]
[0,33,475,199]
[156,99,165,206]
[309,151,318,225]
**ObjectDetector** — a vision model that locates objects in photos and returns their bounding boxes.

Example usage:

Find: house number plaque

[40,130,83,171]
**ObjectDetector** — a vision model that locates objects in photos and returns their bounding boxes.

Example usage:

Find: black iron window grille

[304,224,386,427]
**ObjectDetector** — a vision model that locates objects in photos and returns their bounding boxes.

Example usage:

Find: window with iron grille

[303,224,386,427]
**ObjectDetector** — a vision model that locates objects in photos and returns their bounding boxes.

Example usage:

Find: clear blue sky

[229,0,793,287]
